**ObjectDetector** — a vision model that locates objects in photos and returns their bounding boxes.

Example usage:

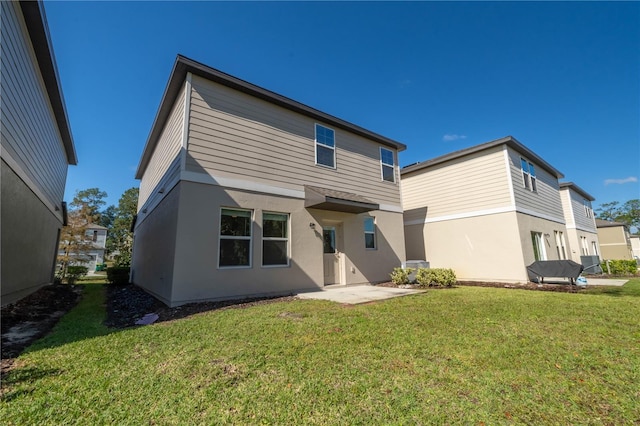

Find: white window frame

[531,231,547,261]
[379,147,396,183]
[583,199,593,218]
[520,157,537,192]
[262,211,290,268]
[364,217,377,250]
[218,208,253,269]
[314,124,336,169]
[554,231,566,260]
[580,236,589,256]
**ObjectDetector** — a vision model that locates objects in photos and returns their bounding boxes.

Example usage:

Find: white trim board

[404,205,566,226]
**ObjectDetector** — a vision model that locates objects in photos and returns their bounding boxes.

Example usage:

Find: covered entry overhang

[304,185,379,214]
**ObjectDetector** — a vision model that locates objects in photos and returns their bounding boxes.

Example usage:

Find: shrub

[66,266,88,284]
[415,268,457,287]
[106,267,130,285]
[390,267,414,285]
[602,259,638,276]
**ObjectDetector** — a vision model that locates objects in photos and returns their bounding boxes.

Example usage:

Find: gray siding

[0,1,68,207]
[401,145,512,216]
[507,147,564,222]
[138,84,186,211]
[561,187,596,232]
[185,75,401,207]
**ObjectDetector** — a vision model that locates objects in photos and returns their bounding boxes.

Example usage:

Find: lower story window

[263,212,289,266]
[531,231,546,261]
[219,208,252,267]
[364,217,376,249]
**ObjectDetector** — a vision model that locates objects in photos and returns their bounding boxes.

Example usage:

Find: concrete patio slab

[584,278,629,287]
[297,285,424,304]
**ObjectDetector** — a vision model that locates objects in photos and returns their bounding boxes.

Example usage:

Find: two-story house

[84,224,107,273]
[132,56,407,307]
[1,1,77,305]
[401,136,571,283]
[558,182,601,269]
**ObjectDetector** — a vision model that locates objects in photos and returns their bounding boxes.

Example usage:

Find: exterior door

[323,226,340,285]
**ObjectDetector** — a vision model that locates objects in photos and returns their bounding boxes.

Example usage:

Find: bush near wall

[415,268,457,287]
[390,267,414,285]
[106,267,130,285]
[602,260,638,276]
[66,266,88,284]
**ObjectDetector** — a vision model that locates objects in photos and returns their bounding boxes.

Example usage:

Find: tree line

[595,199,639,233]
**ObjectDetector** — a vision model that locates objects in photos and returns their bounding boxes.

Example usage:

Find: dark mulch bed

[104,284,296,329]
[1,284,82,374]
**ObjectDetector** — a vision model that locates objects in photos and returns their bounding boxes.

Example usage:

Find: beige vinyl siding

[559,189,575,227]
[401,146,512,216]
[507,148,564,222]
[138,84,186,210]
[0,1,68,206]
[185,75,401,206]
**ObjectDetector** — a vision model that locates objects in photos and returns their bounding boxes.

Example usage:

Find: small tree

[57,210,95,281]
[108,188,139,267]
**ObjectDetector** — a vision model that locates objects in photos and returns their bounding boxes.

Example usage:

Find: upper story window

[520,158,537,192]
[583,199,593,218]
[315,124,335,168]
[219,208,252,268]
[380,148,395,183]
[364,217,376,249]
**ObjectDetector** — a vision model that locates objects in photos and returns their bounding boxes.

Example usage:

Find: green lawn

[2,280,639,425]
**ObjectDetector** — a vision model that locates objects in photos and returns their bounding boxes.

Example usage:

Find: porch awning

[304,185,379,214]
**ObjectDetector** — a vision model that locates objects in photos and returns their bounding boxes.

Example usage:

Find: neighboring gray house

[1,1,77,305]
[132,55,407,307]
[401,136,571,283]
[558,182,600,264]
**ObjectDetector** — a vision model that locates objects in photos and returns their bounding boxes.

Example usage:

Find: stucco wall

[131,184,181,305]
[1,160,61,305]
[147,181,405,306]
[417,212,527,282]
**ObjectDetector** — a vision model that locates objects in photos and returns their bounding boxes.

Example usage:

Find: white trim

[378,203,403,213]
[403,205,566,226]
[564,223,598,233]
[181,170,306,199]
[1,150,63,222]
[134,172,181,229]
[515,207,565,225]
[179,73,192,172]
[502,145,516,207]
[598,243,632,247]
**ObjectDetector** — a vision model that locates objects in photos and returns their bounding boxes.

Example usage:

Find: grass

[2,280,639,424]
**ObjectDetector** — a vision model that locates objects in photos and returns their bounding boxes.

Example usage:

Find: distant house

[558,182,601,268]
[630,236,640,260]
[1,1,77,305]
[595,219,633,260]
[132,55,407,307]
[401,136,571,283]
[83,224,108,273]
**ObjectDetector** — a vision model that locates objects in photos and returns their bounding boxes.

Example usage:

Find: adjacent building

[558,182,600,270]
[402,136,572,283]
[596,219,634,260]
[1,1,77,305]
[132,55,407,307]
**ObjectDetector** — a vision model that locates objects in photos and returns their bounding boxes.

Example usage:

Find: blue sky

[44,1,639,210]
